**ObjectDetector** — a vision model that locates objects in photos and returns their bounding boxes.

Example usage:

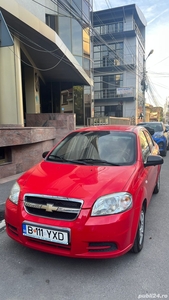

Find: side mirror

[144,155,163,167]
[42,151,49,158]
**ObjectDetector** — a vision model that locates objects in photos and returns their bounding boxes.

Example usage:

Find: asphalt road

[0,180,15,221]
[0,158,169,300]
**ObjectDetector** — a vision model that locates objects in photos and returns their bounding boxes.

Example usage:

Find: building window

[58,12,72,51]
[95,20,123,35]
[94,74,123,99]
[94,42,123,67]
[0,147,12,165]
[46,14,58,33]
[72,19,83,56]
[94,106,105,117]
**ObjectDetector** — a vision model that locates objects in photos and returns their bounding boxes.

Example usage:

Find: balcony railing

[93,20,144,45]
[94,88,134,99]
[87,117,131,126]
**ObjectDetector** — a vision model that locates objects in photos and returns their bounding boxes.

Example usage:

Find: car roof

[138,121,163,125]
[74,125,144,134]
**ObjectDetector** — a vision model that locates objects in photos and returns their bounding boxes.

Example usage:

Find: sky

[93,0,169,108]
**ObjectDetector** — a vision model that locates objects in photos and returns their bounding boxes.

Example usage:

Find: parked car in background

[5,125,163,259]
[164,124,169,150]
[137,122,168,156]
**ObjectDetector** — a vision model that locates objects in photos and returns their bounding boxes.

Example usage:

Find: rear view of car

[137,122,168,156]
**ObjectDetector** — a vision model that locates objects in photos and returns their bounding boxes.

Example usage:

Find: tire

[160,150,167,156]
[131,205,145,253]
[153,175,160,194]
[161,148,167,157]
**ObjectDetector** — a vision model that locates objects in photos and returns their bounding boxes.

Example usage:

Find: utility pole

[141,49,154,122]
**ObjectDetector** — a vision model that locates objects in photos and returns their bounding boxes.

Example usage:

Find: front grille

[24,194,83,221]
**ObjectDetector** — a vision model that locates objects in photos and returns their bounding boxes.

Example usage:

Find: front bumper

[5,199,136,259]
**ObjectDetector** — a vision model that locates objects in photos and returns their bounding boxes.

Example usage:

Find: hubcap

[139,210,145,245]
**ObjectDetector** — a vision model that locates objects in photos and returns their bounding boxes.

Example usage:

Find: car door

[139,130,158,204]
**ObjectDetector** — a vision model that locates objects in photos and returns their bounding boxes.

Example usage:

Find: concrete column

[25,67,40,113]
[0,36,24,126]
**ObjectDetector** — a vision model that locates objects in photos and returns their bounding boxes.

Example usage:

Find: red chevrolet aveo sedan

[5,125,163,259]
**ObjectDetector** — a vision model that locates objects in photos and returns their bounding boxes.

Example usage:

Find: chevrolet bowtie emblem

[43,203,58,212]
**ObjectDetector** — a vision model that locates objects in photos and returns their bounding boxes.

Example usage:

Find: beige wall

[0,37,24,126]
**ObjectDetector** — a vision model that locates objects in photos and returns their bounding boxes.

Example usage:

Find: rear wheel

[153,175,160,194]
[131,205,145,253]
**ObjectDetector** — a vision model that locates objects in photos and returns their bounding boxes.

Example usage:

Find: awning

[0,0,92,88]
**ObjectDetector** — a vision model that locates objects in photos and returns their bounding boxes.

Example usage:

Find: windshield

[144,123,163,132]
[47,131,136,166]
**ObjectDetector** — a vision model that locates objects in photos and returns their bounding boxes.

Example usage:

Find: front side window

[139,131,151,162]
[144,131,154,151]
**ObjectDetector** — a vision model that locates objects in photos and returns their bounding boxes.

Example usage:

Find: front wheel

[131,206,145,253]
[153,175,160,194]
[161,147,167,156]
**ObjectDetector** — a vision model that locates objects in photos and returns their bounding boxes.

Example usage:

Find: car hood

[153,131,163,138]
[18,161,136,208]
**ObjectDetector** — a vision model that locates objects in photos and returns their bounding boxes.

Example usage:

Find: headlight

[9,182,20,205]
[154,133,163,138]
[91,192,132,216]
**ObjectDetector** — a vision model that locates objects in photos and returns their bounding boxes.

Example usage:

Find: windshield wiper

[48,156,120,166]
[47,155,88,165]
[48,154,67,162]
[76,158,120,166]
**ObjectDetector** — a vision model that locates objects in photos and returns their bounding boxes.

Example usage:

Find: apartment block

[92,4,147,123]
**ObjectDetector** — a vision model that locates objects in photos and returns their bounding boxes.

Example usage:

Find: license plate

[22,223,69,245]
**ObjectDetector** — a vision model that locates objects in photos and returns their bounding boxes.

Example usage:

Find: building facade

[164,97,169,124]
[0,0,93,127]
[0,0,93,178]
[92,4,146,123]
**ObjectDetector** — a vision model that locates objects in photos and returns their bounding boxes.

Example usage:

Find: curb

[0,202,5,212]
[0,220,5,232]
[0,203,5,217]
[0,203,5,232]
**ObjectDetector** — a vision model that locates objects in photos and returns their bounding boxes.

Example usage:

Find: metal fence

[87,117,131,126]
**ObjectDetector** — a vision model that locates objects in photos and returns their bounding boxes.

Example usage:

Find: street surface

[0,178,17,222]
[0,157,169,300]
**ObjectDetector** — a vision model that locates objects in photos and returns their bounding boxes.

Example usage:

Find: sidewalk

[0,173,23,232]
